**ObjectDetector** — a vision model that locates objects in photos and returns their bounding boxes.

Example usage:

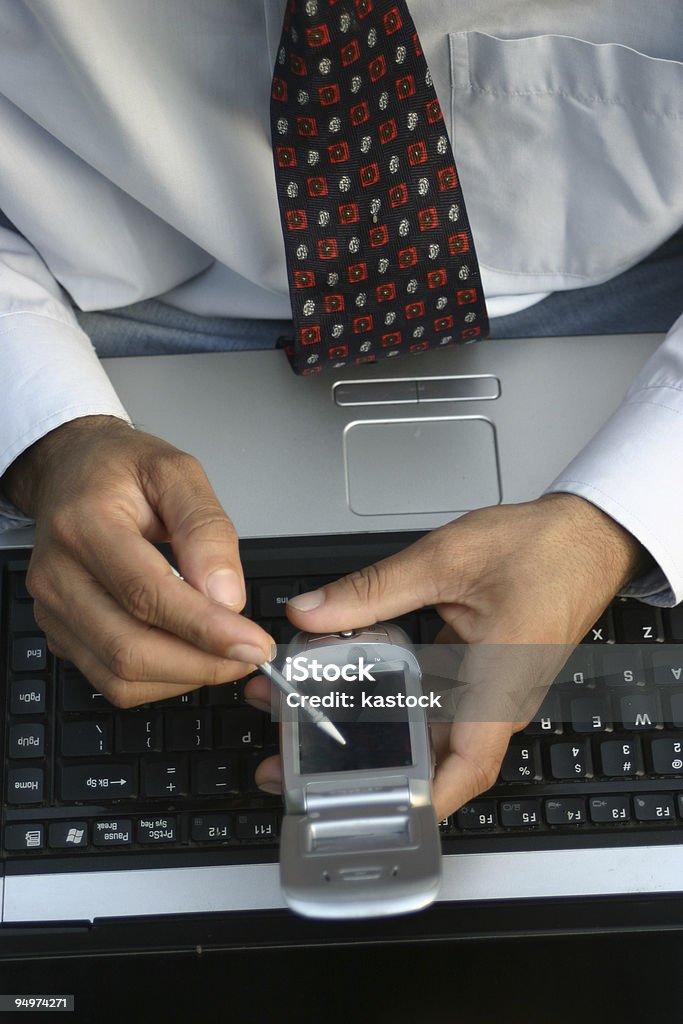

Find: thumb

[287,534,443,632]
[152,453,246,610]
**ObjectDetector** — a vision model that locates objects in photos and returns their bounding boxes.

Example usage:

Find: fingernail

[289,588,325,612]
[258,781,282,795]
[228,643,270,666]
[207,569,244,608]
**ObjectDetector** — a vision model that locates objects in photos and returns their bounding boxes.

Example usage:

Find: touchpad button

[344,418,500,516]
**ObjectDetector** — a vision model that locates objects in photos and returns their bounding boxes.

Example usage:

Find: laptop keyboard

[2,544,683,868]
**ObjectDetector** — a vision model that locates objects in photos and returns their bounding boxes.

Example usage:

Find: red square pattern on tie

[271,0,488,374]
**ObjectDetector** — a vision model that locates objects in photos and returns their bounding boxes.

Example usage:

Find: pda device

[278,624,442,919]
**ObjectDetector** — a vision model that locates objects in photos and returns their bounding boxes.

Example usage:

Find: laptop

[3,330,683,956]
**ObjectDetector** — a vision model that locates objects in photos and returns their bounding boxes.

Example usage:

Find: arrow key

[60,763,137,801]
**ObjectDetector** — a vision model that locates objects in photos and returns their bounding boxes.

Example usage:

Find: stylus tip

[319,719,347,746]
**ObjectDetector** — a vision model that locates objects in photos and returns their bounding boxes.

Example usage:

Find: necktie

[271,0,488,375]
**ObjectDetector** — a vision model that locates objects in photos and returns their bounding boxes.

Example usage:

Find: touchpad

[344,418,500,516]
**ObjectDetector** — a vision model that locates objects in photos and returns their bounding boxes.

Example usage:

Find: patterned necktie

[271,0,488,374]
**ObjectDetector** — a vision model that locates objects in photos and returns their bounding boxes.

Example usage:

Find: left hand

[247,493,651,819]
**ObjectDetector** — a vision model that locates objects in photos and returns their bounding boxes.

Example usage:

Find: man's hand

[2,416,273,707]
[249,494,650,818]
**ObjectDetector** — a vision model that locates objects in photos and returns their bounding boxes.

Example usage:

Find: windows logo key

[66,827,85,845]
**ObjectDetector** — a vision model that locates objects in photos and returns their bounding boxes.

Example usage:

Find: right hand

[2,415,274,707]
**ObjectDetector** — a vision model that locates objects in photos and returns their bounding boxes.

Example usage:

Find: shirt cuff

[544,384,683,607]
[0,312,132,532]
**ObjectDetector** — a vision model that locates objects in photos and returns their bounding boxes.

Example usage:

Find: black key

[554,649,595,688]
[159,690,201,708]
[93,819,133,847]
[669,693,683,728]
[244,749,279,793]
[545,798,587,825]
[499,741,541,783]
[613,602,662,643]
[598,647,646,687]
[455,802,497,830]
[60,719,112,758]
[664,606,683,642]
[582,613,613,644]
[235,812,279,841]
[650,737,683,775]
[633,794,675,823]
[48,822,89,849]
[192,756,239,796]
[7,767,44,805]
[389,614,418,641]
[12,636,47,672]
[649,646,683,686]
[60,763,136,801]
[60,670,111,712]
[549,741,592,779]
[523,690,562,736]
[219,708,265,749]
[11,602,39,632]
[254,581,300,618]
[115,712,163,754]
[10,678,47,715]
[142,758,189,798]
[9,723,45,759]
[4,823,45,851]
[589,796,631,824]
[499,799,541,828]
[619,692,662,730]
[11,571,32,601]
[191,813,233,842]
[164,710,212,751]
[136,816,177,844]
[599,738,643,777]
[204,681,247,707]
[570,696,612,733]
[270,619,300,645]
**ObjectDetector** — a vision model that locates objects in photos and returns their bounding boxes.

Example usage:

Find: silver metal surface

[416,376,500,402]
[334,381,418,406]
[5,845,683,923]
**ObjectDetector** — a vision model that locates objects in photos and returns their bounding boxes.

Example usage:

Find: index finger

[78,520,274,663]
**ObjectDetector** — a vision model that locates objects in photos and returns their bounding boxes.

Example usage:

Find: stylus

[258,660,347,746]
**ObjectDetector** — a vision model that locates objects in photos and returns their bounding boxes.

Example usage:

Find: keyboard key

[191,813,233,842]
[60,763,137,801]
[136,816,178,844]
[192,756,239,796]
[204,681,247,707]
[619,692,663,730]
[7,767,44,805]
[554,648,595,688]
[499,799,541,828]
[582,613,613,644]
[235,812,279,841]
[598,647,646,687]
[9,723,45,759]
[599,738,644,778]
[650,737,683,775]
[523,690,562,736]
[570,696,612,733]
[10,679,47,715]
[93,820,133,847]
[455,802,497,830]
[115,712,163,754]
[613,603,663,643]
[499,742,541,783]
[649,647,683,686]
[633,794,676,823]
[60,670,111,712]
[218,708,265,749]
[159,690,201,708]
[11,571,32,601]
[142,758,189,798]
[419,610,445,644]
[549,741,592,779]
[589,796,631,824]
[544,798,587,825]
[12,636,47,672]
[664,606,683,642]
[254,581,300,617]
[4,823,45,851]
[164,710,212,751]
[11,602,39,632]
[61,719,112,758]
[48,822,89,849]
[669,693,683,728]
